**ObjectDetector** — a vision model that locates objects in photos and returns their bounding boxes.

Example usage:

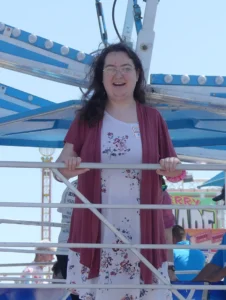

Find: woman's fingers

[65,157,81,171]
[159,157,180,172]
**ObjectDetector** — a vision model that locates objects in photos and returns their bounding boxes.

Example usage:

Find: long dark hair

[79,43,146,126]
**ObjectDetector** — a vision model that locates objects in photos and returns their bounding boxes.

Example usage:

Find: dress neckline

[104,111,138,126]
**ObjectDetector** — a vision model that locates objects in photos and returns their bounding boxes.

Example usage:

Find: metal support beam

[136,0,159,80]
[122,0,134,44]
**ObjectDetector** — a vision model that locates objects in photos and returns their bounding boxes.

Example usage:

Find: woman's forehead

[104,51,133,66]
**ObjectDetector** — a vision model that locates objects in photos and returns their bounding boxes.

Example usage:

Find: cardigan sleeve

[64,116,87,156]
[158,112,177,160]
[162,191,175,228]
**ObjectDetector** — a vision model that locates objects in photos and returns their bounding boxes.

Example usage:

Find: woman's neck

[106,100,138,123]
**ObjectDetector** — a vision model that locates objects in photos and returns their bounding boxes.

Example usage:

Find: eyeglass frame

[103,65,136,76]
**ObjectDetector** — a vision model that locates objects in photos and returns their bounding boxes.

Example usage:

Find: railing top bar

[0,203,225,210]
[0,284,225,290]
[0,278,66,282]
[1,242,226,250]
[0,273,52,276]
[0,271,196,276]
[0,248,64,255]
[0,161,225,170]
[0,219,65,227]
[0,262,54,267]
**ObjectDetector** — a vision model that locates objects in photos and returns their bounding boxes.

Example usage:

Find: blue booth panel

[0,288,71,300]
[208,281,226,300]
[171,281,205,300]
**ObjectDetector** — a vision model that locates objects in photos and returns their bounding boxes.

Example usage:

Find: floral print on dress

[81,265,89,282]
[102,133,131,159]
[123,169,141,190]
[140,289,148,298]
[101,178,107,193]
[115,226,132,241]
[81,293,95,300]
[101,251,113,269]
[121,295,135,300]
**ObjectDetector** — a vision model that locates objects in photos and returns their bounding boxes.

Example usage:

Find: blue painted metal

[0,24,93,64]
[133,0,143,34]
[0,97,225,148]
[210,93,226,98]
[0,10,225,152]
[171,281,205,300]
[199,172,225,188]
[0,83,53,108]
[0,99,29,113]
[0,100,80,148]
[0,41,68,68]
[0,288,71,300]
[0,23,94,88]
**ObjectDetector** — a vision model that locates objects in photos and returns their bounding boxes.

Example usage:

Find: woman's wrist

[166,170,186,183]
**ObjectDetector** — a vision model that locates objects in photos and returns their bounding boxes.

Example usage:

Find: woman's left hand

[156,157,182,177]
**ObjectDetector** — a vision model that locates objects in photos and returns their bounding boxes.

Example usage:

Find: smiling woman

[79,43,146,126]
[55,42,185,300]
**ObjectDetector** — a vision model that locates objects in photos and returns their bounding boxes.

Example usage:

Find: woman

[56,43,185,300]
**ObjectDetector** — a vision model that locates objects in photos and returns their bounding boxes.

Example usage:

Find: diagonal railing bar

[52,169,185,300]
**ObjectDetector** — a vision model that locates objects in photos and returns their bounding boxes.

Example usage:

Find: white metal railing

[2,242,226,250]
[0,272,52,276]
[0,161,226,170]
[0,270,199,276]
[0,161,226,300]
[0,283,226,290]
[0,262,54,267]
[0,278,66,283]
[1,203,226,209]
[0,219,66,227]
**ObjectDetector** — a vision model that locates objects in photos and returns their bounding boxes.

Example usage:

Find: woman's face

[102,51,139,103]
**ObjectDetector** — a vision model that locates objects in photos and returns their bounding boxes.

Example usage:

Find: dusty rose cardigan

[64,102,177,283]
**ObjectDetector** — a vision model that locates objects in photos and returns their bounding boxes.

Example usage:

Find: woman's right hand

[64,156,90,176]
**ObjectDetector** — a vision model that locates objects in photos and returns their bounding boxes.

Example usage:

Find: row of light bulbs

[0,22,86,61]
[163,74,224,85]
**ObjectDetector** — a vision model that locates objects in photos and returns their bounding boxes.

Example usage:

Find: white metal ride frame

[122,0,159,80]
[0,162,226,300]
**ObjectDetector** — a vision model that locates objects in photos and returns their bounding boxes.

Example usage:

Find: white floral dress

[67,112,172,300]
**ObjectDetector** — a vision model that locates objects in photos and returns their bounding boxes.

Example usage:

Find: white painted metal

[136,0,159,80]
[122,0,134,43]
[0,242,226,250]
[0,283,224,291]
[0,219,65,227]
[0,202,224,210]
[0,161,225,170]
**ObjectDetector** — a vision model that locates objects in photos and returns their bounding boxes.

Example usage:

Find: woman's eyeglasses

[103,66,135,76]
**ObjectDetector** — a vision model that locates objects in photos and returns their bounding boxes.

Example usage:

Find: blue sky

[0,0,224,274]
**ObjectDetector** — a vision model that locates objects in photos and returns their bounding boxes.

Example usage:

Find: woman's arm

[54,143,89,181]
